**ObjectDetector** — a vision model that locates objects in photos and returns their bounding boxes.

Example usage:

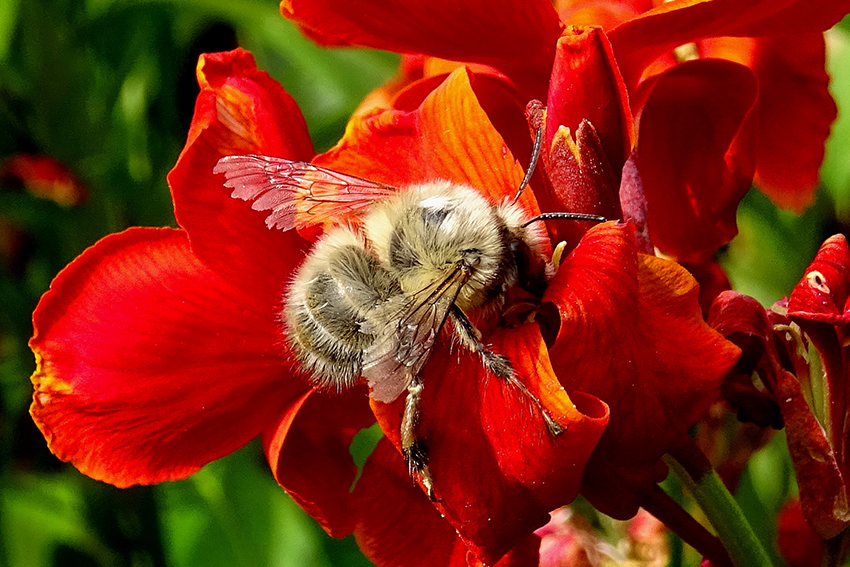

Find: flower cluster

[711,235,850,540]
[28,0,850,566]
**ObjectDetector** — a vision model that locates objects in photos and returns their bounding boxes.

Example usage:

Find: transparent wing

[362,264,470,403]
[213,154,398,231]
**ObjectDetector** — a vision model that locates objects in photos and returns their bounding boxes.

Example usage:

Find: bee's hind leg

[401,375,436,501]
[448,306,564,436]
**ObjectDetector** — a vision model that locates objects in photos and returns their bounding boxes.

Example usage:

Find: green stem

[641,484,733,567]
[667,443,776,567]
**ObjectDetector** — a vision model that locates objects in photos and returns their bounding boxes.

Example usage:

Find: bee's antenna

[521,212,607,228]
[512,126,544,204]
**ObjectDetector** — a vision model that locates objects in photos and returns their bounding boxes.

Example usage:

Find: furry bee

[214,146,603,499]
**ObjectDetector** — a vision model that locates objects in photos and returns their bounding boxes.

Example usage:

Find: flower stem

[667,442,776,567]
[641,484,733,567]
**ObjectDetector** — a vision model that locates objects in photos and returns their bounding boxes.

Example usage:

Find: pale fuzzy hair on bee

[283,226,401,392]
[281,179,548,397]
[365,180,545,314]
[283,227,362,390]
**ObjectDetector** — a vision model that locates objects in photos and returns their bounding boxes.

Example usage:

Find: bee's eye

[460,248,482,267]
[420,206,450,227]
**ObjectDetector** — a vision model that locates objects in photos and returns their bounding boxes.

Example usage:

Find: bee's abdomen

[284,236,399,391]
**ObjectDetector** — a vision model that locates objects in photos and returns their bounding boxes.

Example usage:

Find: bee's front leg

[400,375,436,501]
[448,306,564,436]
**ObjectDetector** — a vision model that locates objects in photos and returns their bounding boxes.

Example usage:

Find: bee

[213,132,604,499]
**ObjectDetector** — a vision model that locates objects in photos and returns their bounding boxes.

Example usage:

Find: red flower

[30,49,612,565]
[563,0,839,219]
[293,1,746,523]
[670,33,834,213]
[776,498,824,567]
[1,153,87,206]
[282,0,846,261]
[710,234,850,539]
[29,48,741,564]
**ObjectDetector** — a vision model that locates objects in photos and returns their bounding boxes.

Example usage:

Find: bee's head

[365,181,515,309]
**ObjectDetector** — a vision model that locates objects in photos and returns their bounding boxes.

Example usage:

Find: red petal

[535,27,632,248]
[352,438,476,567]
[786,235,850,512]
[618,153,653,254]
[356,57,514,120]
[544,222,740,517]
[168,49,314,295]
[788,235,850,327]
[708,291,784,428]
[681,259,732,319]
[546,27,634,183]
[317,69,540,214]
[263,388,376,537]
[352,55,429,117]
[708,290,772,344]
[281,0,561,100]
[773,349,847,539]
[29,228,305,487]
[723,0,850,37]
[536,118,622,249]
[634,58,758,262]
[701,34,836,212]
[608,0,850,89]
[352,438,544,567]
[370,325,608,565]
[776,498,825,567]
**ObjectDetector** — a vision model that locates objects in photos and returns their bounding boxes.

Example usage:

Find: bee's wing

[213,154,398,231]
[362,266,469,403]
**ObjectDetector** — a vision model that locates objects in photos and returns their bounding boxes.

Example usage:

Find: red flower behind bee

[282,0,846,261]
[29,48,740,564]
[29,49,608,564]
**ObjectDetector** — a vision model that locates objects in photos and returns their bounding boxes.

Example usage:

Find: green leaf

[721,189,826,306]
[0,0,20,60]
[1,473,119,567]
[822,24,850,221]
[158,442,371,567]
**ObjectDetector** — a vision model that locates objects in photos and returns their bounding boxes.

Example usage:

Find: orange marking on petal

[806,270,831,295]
[30,351,72,394]
[213,85,259,153]
[551,126,581,164]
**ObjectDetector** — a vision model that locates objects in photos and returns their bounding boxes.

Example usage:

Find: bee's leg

[449,306,564,435]
[400,375,436,501]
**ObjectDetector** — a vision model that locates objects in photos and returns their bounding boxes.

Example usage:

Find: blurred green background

[0,1,848,565]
